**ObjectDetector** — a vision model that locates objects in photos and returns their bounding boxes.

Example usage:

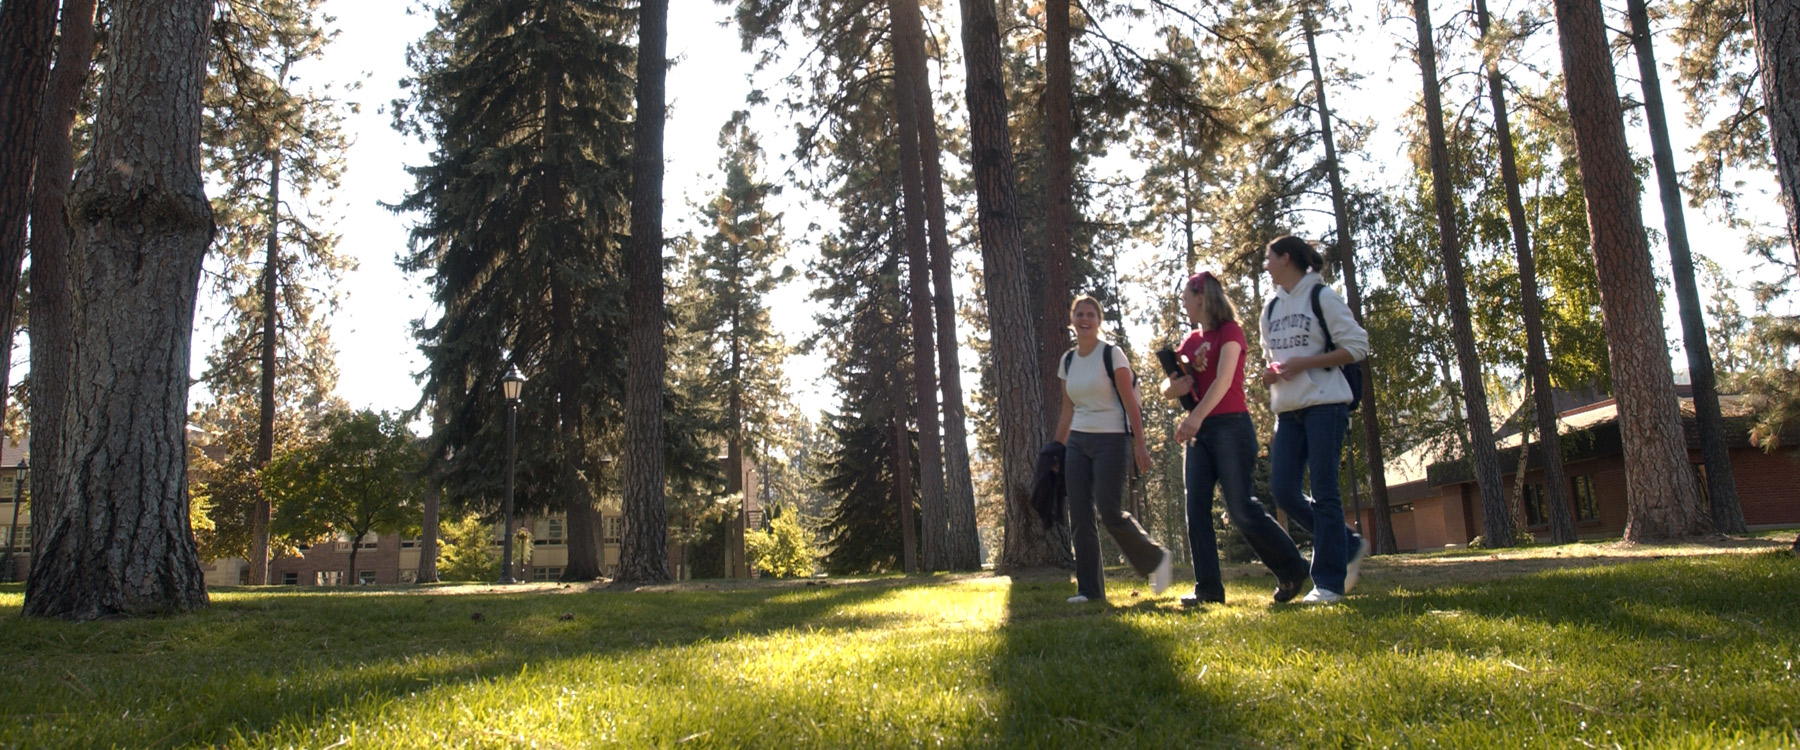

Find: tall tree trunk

[1552,0,1708,541]
[1628,0,1745,533]
[1477,0,1577,544]
[900,0,983,570]
[25,0,215,620]
[959,0,1070,570]
[1413,0,1514,548]
[251,153,281,586]
[0,0,60,440]
[1302,2,1397,555]
[618,0,671,584]
[417,407,445,584]
[1750,0,1800,271]
[889,351,919,574]
[1040,0,1073,433]
[888,0,949,571]
[28,0,98,568]
[1511,389,1533,538]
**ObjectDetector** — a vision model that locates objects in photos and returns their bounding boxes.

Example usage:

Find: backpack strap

[1310,283,1337,372]
[1065,343,1134,437]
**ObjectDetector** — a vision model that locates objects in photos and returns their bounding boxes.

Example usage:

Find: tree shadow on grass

[0,578,911,748]
[985,568,1254,748]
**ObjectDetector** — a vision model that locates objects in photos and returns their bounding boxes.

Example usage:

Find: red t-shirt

[1176,321,1249,415]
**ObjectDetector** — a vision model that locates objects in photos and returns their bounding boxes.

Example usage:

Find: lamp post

[499,367,525,584]
[5,458,26,583]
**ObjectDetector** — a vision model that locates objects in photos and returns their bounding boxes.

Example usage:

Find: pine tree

[25,0,215,620]
[689,112,796,576]
[1411,0,1513,547]
[1551,0,1709,541]
[618,0,671,584]
[199,0,353,583]
[26,0,99,564]
[395,0,637,579]
[0,0,59,436]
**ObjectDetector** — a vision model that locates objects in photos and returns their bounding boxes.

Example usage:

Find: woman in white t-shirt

[1054,295,1173,603]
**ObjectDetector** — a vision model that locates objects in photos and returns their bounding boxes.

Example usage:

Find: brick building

[1361,392,1800,550]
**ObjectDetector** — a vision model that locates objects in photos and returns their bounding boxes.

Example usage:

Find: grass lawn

[2,538,1797,748]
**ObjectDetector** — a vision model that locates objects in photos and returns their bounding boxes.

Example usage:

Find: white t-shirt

[1059,341,1131,434]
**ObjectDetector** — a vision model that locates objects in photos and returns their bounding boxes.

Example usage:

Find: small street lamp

[499,367,525,584]
[5,458,26,583]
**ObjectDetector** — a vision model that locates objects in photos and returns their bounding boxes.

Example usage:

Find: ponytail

[1267,235,1325,273]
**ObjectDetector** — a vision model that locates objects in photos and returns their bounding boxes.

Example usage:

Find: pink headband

[1186,271,1215,293]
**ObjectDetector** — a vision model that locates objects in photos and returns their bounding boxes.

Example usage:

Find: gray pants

[1066,431,1166,599]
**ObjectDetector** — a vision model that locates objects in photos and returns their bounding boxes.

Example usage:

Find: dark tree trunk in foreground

[1629,0,1745,533]
[1040,0,1073,433]
[1413,0,1514,547]
[251,155,282,585]
[1477,0,1577,544]
[617,0,671,584]
[959,0,1070,569]
[28,0,98,565]
[889,354,918,574]
[0,0,60,427]
[1302,2,1397,554]
[899,0,983,569]
[25,0,215,620]
[1750,0,1800,271]
[888,0,948,570]
[1552,0,1707,541]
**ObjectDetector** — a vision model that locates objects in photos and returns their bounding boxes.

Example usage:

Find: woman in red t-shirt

[1161,272,1310,606]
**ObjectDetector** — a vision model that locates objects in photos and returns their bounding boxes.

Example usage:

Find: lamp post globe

[499,368,525,584]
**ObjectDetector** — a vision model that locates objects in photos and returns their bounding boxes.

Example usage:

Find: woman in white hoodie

[1258,236,1372,604]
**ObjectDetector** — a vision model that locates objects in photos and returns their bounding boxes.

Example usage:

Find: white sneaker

[1301,588,1344,605]
[1150,549,1174,595]
[1345,535,1372,592]
[1067,595,1091,604]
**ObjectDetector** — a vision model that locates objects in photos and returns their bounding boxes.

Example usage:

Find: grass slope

[1,541,1795,748]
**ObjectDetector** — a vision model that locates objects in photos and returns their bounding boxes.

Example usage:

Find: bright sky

[175,0,1788,429]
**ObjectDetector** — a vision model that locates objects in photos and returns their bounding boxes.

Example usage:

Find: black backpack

[1062,342,1136,436]
[1264,284,1363,411]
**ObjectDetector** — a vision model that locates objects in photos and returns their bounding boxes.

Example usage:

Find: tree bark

[889,350,919,574]
[251,153,281,586]
[900,0,983,570]
[0,0,60,445]
[1040,0,1073,434]
[1413,0,1514,548]
[1628,0,1745,533]
[25,0,215,620]
[617,0,671,584]
[888,0,949,571]
[959,0,1070,570]
[417,409,444,584]
[1477,0,1577,543]
[1750,0,1800,271]
[28,0,98,568]
[1302,2,1397,555]
[1552,0,1708,541]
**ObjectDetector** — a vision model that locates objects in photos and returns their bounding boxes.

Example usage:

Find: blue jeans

[1270,403,1364,595]
[1186,412,1310,602]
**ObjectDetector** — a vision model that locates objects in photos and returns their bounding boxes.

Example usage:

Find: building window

[238,568,249,585]
[1523,483,1547,527]
[546,518,565,545]
[604,516,623,545]
[358,571,376,585]
[317,570,343,586]
[532,567,562,582]
[0,475,14,496]
[282,572,299,585]
[296,543,311,551]
[1571,475,1597,522]
[400,537,420,549]
[357,533,380,550]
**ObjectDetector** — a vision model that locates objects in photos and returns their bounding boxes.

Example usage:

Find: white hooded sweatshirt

[1258,272,1370,414]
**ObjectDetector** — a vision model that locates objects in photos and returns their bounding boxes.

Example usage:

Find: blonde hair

[1186,273,1237,328]
[1069,294,1103,319]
